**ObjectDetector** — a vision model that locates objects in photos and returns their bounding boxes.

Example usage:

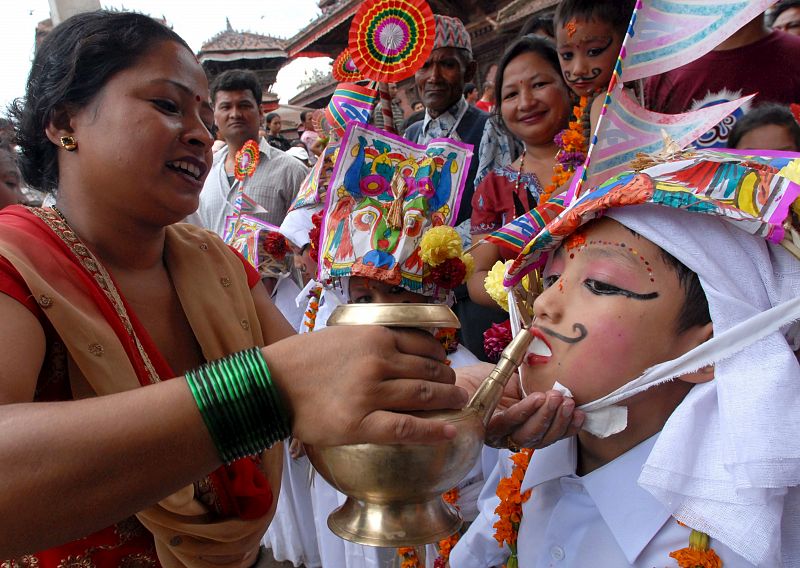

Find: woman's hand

[263,326,468,447]
[455,363,584,449]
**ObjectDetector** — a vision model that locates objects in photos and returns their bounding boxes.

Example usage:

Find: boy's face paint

[348,276,428,304]
[555,18,623,97]
[521,218,703,405]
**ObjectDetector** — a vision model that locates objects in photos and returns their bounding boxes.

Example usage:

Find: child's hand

[486,389,584,450]
[455,364,584,449]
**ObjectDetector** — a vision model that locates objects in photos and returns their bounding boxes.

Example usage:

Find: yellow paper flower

[420,226,462,266]
[461,253,475,280]
[484,260,511,312]
[779,158,800,185]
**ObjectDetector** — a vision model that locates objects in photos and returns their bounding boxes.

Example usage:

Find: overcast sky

[1,0,333,110]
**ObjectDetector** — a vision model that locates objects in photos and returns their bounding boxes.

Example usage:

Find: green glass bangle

[225,352,271,451]
[237,349,288,445]
[207,359,257,460]
[186,369,224,455]
[185,347,293,464]
[246,348,291,440]
[197,363,246,463]
[247,350,291,439]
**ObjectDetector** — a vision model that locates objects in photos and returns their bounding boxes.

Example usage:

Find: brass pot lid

[326,303,460,329]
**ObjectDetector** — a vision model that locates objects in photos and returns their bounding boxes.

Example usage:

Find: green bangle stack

[186,347,291,464]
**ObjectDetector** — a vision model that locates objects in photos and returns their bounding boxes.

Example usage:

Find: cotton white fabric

[606,205,800,566]
[280,205,321,250]
[450,436,755,567]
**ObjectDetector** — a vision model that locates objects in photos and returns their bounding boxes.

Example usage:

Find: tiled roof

[201,26,286,54]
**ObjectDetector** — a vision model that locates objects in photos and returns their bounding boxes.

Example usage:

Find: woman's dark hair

[727,103,800,150]
[554,0,637,39]
[209,69,263,108]
[265,112,280,126]
[9,10,191,193]
[519,15,555,39]
[768,0,800,26]
[493,35,569,131]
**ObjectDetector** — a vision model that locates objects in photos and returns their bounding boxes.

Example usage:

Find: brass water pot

[304,303,532,547]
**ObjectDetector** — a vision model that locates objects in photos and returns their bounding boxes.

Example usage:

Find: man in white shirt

[194,69,308,235]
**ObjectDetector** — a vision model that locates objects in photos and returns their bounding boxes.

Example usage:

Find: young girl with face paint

[553,0,635,99]
[452,152,800,567]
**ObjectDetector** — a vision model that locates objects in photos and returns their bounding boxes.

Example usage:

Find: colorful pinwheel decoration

[234,139,260,182]
[332,48,364,82]
[348,0,435,133]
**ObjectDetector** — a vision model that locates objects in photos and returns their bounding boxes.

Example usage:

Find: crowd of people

[0,0,799,566]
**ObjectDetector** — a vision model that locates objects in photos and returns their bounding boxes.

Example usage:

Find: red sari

[0,206,278,567]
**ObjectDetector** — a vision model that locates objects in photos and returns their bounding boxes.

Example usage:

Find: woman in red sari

[0,11,467,564]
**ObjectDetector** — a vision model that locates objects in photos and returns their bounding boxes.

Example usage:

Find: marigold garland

[493,448,534,568]
[302,286,323,332]
[432,487,461,568]
[669,527,723,568]
[541,96,589,204]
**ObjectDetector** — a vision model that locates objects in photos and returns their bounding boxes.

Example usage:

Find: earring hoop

[60,136,77,151]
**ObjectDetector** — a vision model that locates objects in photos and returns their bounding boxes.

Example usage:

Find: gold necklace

[515,147,527,196]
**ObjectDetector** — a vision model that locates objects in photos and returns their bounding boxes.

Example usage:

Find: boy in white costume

[451,150,800,567]
[309,119,501,567]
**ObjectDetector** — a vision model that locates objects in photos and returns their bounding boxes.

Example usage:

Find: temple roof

[286,0,359,58]
[199,19,287,60]
[496,0,558,28]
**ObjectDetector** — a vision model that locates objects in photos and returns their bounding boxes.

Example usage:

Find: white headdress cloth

[607,205,800,566]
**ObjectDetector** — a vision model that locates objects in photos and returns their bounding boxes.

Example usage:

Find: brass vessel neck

[466,329,533,427]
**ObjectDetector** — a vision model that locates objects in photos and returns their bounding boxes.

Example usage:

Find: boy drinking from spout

[452,151,800,567]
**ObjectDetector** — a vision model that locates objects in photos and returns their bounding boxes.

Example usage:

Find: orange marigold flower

[669,547,722,568]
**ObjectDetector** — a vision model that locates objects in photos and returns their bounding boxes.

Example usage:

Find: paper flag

[584,87,754,187]
[623,0,776,82]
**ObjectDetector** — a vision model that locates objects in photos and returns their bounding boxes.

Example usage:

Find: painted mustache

[564,68,601,83]
[540,323,588,344]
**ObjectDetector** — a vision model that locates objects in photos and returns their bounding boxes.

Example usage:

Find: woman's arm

[0,294,466,554]
[466,237,503,308]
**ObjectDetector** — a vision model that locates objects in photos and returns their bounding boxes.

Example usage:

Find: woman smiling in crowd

[468,35,573,308]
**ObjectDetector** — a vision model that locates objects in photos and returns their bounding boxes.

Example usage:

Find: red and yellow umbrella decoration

[348,0,435,133]
[332,48,363,82]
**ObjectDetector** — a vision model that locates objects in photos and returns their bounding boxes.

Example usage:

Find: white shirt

[194,137,308,236]
[451,435,755,567]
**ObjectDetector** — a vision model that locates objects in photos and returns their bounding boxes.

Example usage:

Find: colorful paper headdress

[433,14,471,55]
[318,121,474,297]
[224,215,292,279]
[505,150,800,288]
[324,82,379,138]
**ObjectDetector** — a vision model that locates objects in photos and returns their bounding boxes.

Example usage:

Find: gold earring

[60,136,77,151]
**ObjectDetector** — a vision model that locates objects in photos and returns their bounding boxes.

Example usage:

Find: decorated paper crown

[504,149,800,289]
[318,121,474,297]
[224,214,292,279]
